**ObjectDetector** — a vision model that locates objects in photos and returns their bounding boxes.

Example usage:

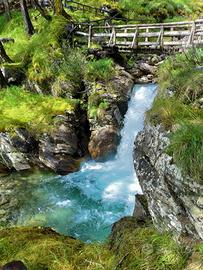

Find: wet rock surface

[134,124,203,240]
[88,65,134,160]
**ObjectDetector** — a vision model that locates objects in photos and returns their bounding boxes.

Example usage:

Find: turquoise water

[14,84,157,242]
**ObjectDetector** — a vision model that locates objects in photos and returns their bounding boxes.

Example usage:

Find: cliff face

[134,124,203,240]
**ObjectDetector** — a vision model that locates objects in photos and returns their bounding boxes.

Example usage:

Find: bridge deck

[76,19,203,51]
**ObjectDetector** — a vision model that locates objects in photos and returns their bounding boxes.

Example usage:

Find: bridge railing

[76,19,203,50]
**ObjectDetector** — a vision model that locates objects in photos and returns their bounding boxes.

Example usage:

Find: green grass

[75,0,201,22]
[158,49,203,103]
[0,226,115,270]
[85,58,115,82]
[147,98,203,129]
[0,219,192,270]
[0,86,78,133]
[167,123,203,183]
[110,217,189,270]
[148,48,203,182]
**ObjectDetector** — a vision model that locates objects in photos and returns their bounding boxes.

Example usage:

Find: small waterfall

[16,84,157,242]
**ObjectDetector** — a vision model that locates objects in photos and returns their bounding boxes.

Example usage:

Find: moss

[0,86,78,133]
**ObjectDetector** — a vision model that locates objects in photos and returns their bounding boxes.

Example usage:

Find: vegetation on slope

[0,10,119,132]
[0,218,194,270]
[148,49,203,183]
[71,0,202,22]
[0,86,77,133]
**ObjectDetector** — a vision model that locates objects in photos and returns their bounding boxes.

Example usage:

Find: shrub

[85,58,115,82]
[56,49,87,90]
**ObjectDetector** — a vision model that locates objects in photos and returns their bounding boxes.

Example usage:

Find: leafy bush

[167,123,203,182]
[85,58,115,82]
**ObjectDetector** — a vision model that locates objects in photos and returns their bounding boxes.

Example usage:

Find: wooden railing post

[113,27,116,45]
[157,25,164,48]
[88,25,92,48]
[108,27,116,46]
[187,22,196,47]
[145,27,149,43]
[131,26,138,48]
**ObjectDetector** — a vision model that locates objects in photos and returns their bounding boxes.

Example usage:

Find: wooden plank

[92,20,197,29]
[91,30,191,38]
[106,40,188,46]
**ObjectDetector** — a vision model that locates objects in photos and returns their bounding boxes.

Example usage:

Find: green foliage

[88,90,109,119]
[110,218,188,270]
[0,12,68,86]
[167,123,203,183]
[149,48,203,182]
[56,49,87,90]
[158,49,203,103]
[147,98,203,129]
[118,0,201,22]
[0,86,77,133]
[0,222,191,270]
[85,58,115,82]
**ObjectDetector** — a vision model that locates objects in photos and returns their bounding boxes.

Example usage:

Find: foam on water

[16,84,157,242]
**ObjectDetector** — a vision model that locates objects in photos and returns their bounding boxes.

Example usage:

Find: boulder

[88,125,120,160]
[87,65,133,161]
[0,261,27,270]
[1,66,24,84]
[139,62,157,75]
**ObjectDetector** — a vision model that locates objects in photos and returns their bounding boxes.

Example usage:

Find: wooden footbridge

[76,19,203,52]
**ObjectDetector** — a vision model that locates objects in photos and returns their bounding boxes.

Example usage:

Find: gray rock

[134,124,203,240]
[39,113,79,174]
[139,62,157,75]
[87,65,133,161]
[0,133,31,171]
